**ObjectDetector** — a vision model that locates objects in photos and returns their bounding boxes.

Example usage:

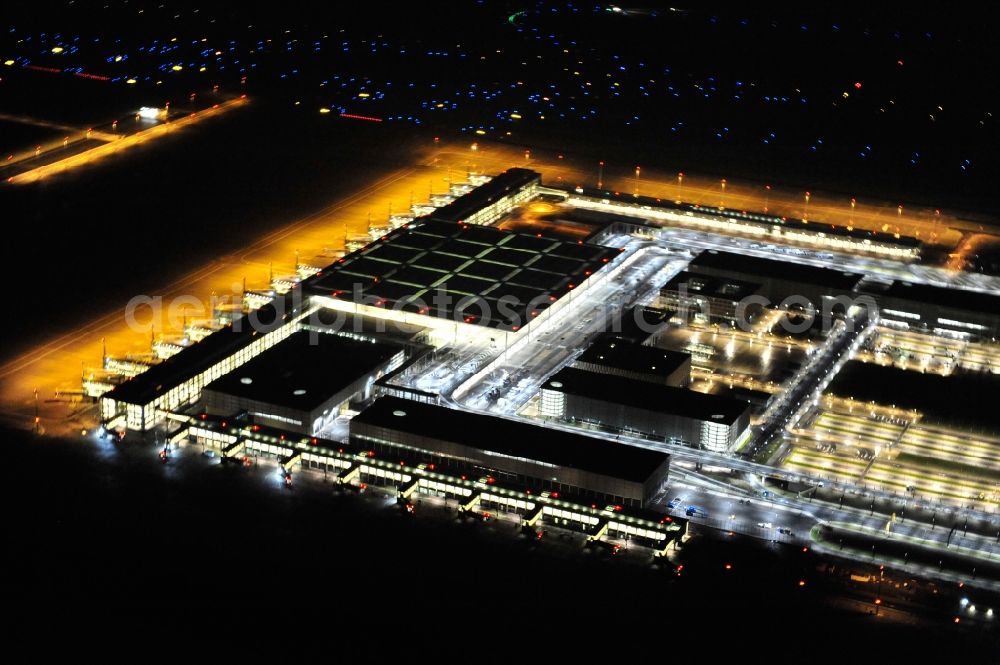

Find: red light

[367,450,376,457]
[854,81,862,89]
[551,492,559,498]
[310,437,318,445]
[339,112,383,123]
[724,563,732,570]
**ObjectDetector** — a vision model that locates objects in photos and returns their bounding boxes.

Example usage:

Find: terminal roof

[352,396,670,483]
[662,270,762,301]
[690,250,864,293]
[576,336,690,380]
[204,330,401,411]
[306,218,619,331]
[543,367,749,426]
[879,281,1000,316]
[106,291,300,406]
[429,168,540,223]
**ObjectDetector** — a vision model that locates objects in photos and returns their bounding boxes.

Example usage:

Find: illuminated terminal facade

[864,280,1000,339]
[101,291,308,431]
[560,185,922,259]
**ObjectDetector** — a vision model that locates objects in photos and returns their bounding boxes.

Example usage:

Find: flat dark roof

[690,250,864,292]
[828,361,1000,430]
[576,337,689,380]
[662,270,761,301]
[879,281,1000,318]
[106,290,300,406]
[204,330,400,411]
[543,367,749,426]
[429,168,540,223]
[606,306,672,344]
[306,218,619,331]
[351,396,669,484]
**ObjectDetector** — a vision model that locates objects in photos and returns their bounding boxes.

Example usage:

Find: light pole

[634,166,641,197]
[676,172,684,202]
[874,565,884,616]
[598,160,604,189]
[719,178,726,208]
[764,184,771,213]
[804,191,811,221]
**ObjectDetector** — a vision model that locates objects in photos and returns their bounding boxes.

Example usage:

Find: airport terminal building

[539,367,752,453]
[865,281,1000,339]
[101,168,563,432]
[304,214,623,348]
[350,396,670,508]
[658,270,764,326]
[573,335,691,387]
[688,250,865,309]
[201,330,404,435]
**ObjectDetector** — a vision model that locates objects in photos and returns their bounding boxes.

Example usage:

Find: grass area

[894,452,1000,483]
[753,435,785,464]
